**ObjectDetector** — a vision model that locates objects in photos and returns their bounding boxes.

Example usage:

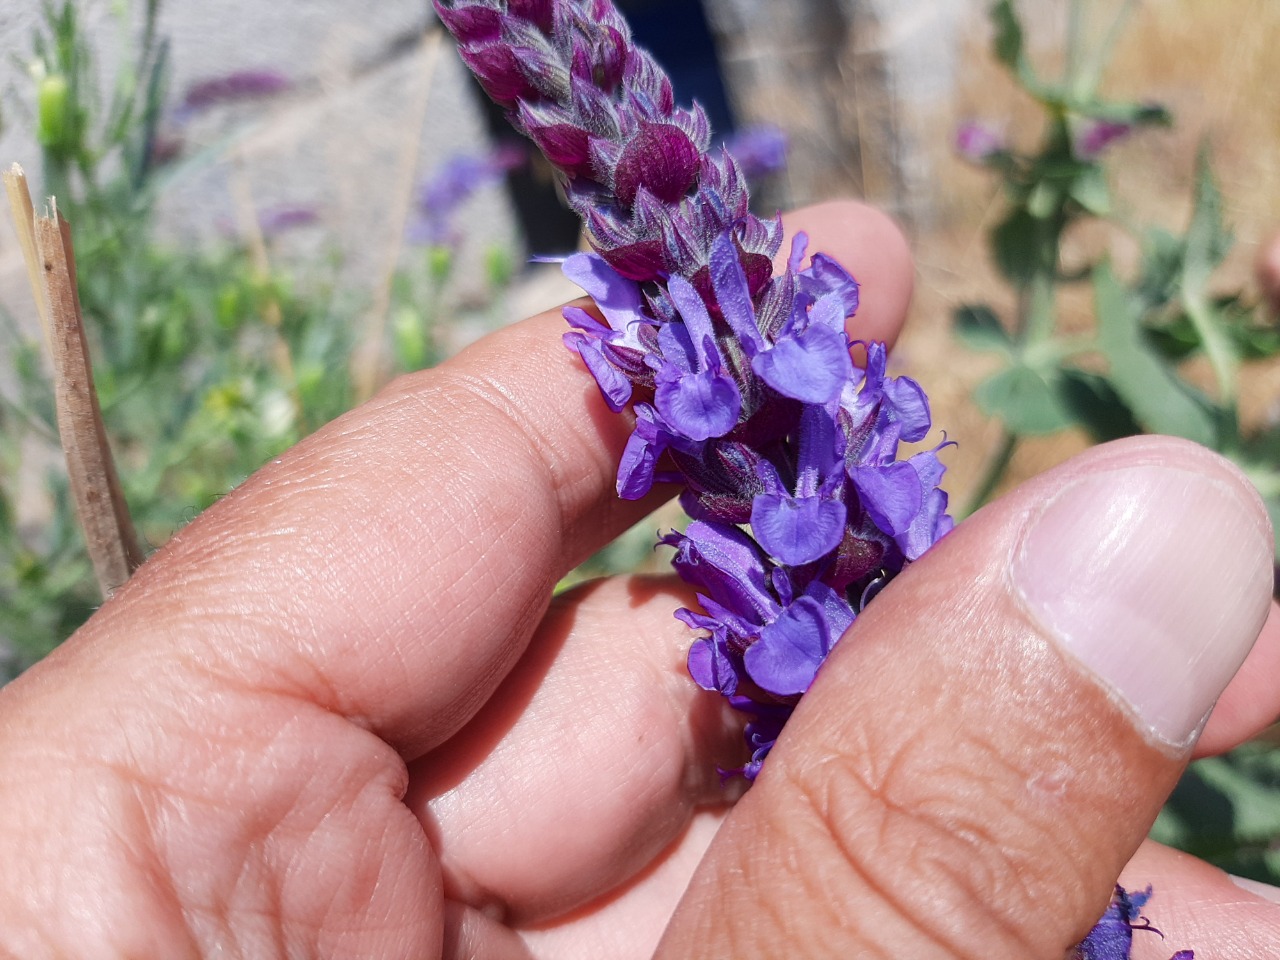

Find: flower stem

[963,427,1018,518]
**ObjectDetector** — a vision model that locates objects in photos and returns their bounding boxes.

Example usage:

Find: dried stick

[4,166,143,597]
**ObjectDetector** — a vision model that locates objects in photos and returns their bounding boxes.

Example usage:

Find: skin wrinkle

[792,747,970,958]
[103,766,205,957]
[441,372,600,555]
[753,777,905,960]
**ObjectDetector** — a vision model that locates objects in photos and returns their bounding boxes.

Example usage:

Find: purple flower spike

[180,69,290,117]
[722,124,789,180]
[437,0,953,784]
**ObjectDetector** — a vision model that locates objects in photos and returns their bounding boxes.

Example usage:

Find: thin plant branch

[4,167,143,598]
[353,27,444,402]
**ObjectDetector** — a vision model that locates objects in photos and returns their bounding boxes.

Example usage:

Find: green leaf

[953,304,1012,355]
[1182,143,1232,300]
[1079,101,1173,129]
[991,208,1041,286]
[1143,312,1200,361]
[1055,369,1141,442]
[1094,262,1215,445]
[1134,226,1184,312]
[1155,745,1280,884]
[990,0,1026,75]
[1068,165,1110,216]
[974,363,1072,435]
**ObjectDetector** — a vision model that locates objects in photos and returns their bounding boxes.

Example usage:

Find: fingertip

[1196,599,1280,757]
[781,199,915,347]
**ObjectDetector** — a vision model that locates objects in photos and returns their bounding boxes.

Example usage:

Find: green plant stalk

[963,426,1018,518]
[1076,0,1137,101]
[1182,291,1244,453]
[969,192,1065,517]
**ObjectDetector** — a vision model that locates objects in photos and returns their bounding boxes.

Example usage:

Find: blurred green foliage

[961,0,1280,886]
[0,1,491,675]
[959,0,1280,531]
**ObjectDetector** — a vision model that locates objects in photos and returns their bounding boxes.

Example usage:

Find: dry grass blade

[3,168,143,598]
[4,164,52,356]
[353,27,444,401]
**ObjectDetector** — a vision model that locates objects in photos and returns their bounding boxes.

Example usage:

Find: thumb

[656,436,1274,958]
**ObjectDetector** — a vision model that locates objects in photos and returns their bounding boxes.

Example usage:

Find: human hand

[1,201,1278,960]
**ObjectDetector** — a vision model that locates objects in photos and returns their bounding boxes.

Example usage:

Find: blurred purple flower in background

[408,143,526,247]
[954,120,1006,163]
[180,69,291,117]
[722,124,788,180]
[1073,118,1134,159]
[257,204,319,237]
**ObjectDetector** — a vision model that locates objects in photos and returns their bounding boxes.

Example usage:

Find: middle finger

[405,575,744,925]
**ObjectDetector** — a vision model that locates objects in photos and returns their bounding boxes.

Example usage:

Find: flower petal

[753,322,852,404]
[851,460,922,536]
[687,636,738,695]
[744,595,830,696]
[564,331,632,411]
[751,492,846,565]
[656,368,741,441]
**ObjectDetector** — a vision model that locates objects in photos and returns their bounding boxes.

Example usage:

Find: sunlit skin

[0,203,1278,959]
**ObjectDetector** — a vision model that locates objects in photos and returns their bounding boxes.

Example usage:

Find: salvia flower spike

[434,0,953,779]
[438,7,1196,956]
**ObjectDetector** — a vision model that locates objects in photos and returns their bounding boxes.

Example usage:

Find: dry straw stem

[353,26,444,402]
[3,164,53,356]
[3,163,143,598]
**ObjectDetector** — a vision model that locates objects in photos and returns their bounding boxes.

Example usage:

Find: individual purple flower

[666,520,854,701]
[1072,885,1193,960]
[615,403,695,499]
[954,120,1006,163]
[1074,118,1134,159]
[709,230,855,405]
[750,406,846,566]
[652,275,742,441]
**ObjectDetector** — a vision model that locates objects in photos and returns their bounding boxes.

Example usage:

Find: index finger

[52,200,915,760]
